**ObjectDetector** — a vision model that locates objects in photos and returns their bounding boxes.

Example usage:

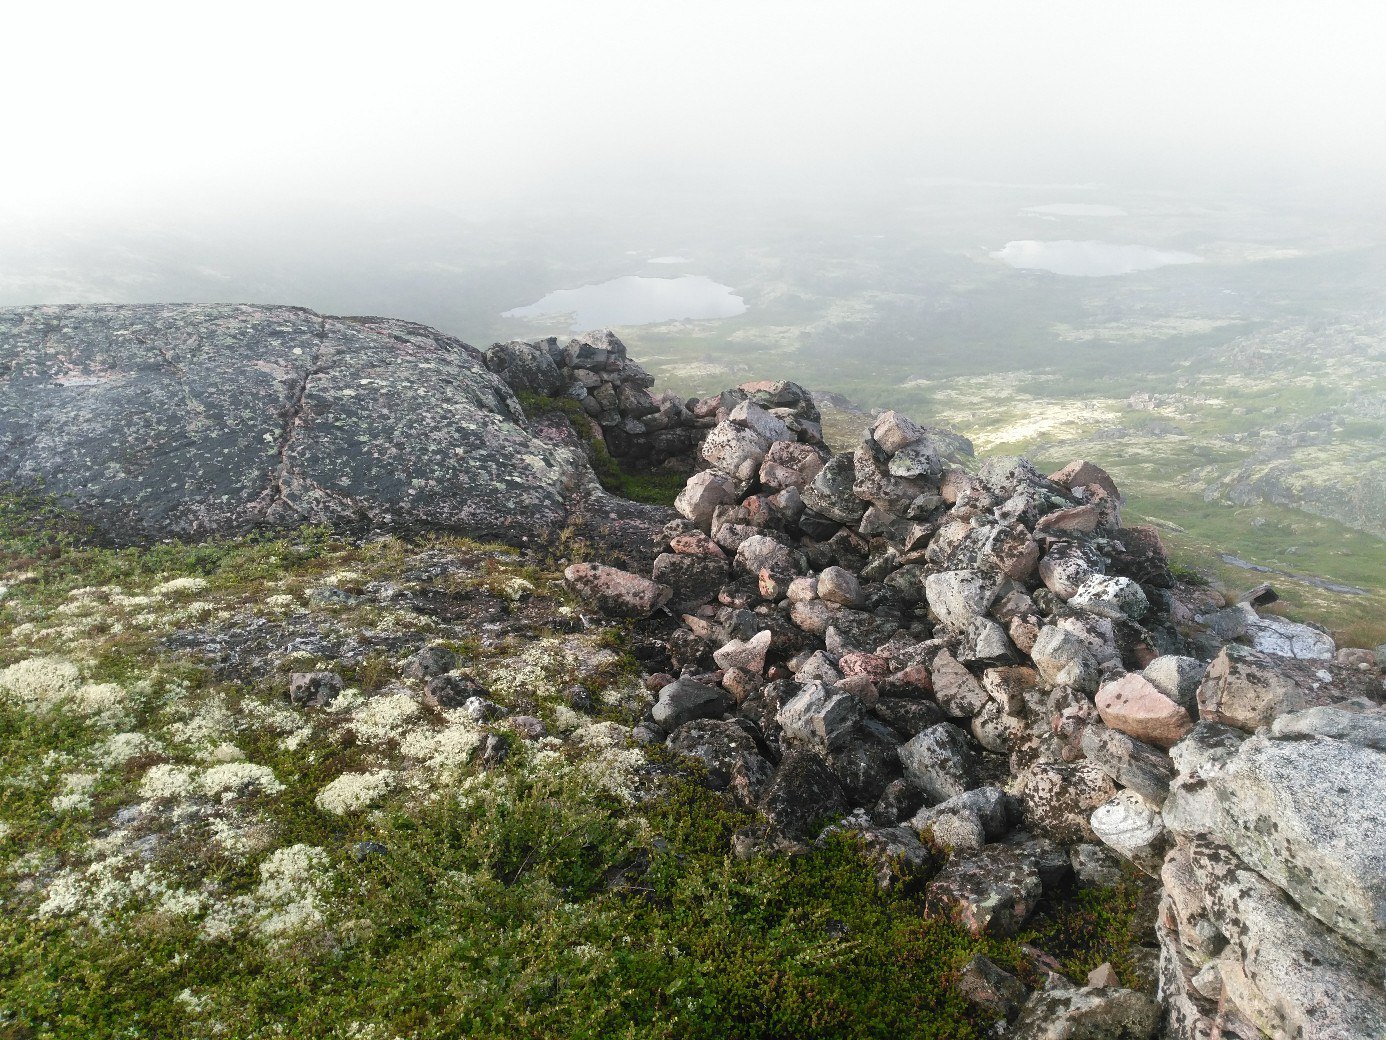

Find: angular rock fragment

[758,749,850,841]
[675,470,738,529]
[652,677,730,730]
[924,569,1001,631]
[777,681,864,752]
[898,722,975,803]
[564,563,672,618]
[1095,673,1193,749]
[925,844,1041,937]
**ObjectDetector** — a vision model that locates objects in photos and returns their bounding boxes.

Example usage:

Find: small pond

[504,275,746,329]
[992,240,1202,276]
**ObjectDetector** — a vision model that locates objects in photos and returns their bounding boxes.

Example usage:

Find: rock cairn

[485,330,709,468]
[563,384,1386,1037]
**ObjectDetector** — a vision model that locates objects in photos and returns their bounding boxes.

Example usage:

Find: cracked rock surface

[0,304,673,560]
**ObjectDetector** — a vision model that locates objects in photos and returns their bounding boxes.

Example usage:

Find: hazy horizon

[7,2,1386,234]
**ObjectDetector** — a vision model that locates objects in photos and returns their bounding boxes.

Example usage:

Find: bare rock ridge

[0,304,672,563]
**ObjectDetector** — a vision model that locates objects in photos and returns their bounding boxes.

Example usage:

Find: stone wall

[484,330,709,469]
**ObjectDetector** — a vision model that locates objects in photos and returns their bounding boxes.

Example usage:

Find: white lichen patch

[199,763,284,801]
[250,844,331,938]
[349,693,422,744]
[52,772,99,814]
[139,764,200,801]
[37,855,207,927]
[315,770,396,814]
[397,713,485,780]
[97,731,163,767]
[164,695,239,748]
[201,843,333,941]
[568,723,649,804]
[152,577,209,597]
[0,656,81,707]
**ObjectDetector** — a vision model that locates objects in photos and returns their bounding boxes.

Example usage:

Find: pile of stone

[484,330,710,468]
[563,383,1386,1036]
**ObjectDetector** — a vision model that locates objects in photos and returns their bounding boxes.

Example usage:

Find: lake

[504,275,746,330]
[992,240,1203,276]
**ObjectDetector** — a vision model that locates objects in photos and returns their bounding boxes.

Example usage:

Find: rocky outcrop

[13,307,1386,1038]
[0,305,673,562]
[1158,699,1386,1038]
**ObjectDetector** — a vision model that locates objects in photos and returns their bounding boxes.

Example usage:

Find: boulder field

[555,361,1386,1038]
[4,308,1383,1037]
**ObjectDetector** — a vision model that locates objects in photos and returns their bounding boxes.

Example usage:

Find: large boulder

[1172,838,1386,1039]
[0,305,672,559]
[1196,647,1384,733]
[1202,734,1386,958]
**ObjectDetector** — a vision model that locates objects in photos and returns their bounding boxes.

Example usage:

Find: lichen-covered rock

[816,566,863,607]
[1090,791,1166,876]
[713,630,772,674]
[758,749,850,841]
[801,454,867,525]
[652,677,731,730]
[777,681,864,752]
[898,723,976,803]
[1010,978,1159,1040]
[1177,837,1386,1039]
[0,305,671,558]
[651,552,728,613]
[1140,655,1205,712]
[675,470,738,529]
[1095,674,1194,749]
[288,671,341,708]
[1038,541,1106,601]
[1270,704,1386,749]
[1030,625,1100,692]
[1080,724,1175,806]
[564,564,671,618]
[666,718,774,808]
[1202,734,1386,958]
[1195,646,1381,733]
[701,419,771,484]
[484,339,564,396]
[957,955,1029,1021]
[1017,761,1117,845]
[925,844,1042,937]
[1068,575,1149,620]
[924,570,1001,631]
[930,650,989,718]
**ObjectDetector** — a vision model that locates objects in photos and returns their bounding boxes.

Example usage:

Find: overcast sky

[6,1,1386,222]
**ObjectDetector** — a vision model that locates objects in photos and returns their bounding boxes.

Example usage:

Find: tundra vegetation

[0,495,1145,1039]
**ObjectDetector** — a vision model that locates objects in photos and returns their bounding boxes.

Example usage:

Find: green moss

[1018,873,1157,991]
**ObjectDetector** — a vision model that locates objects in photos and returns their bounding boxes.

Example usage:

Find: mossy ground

[0,499,1150,1039]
